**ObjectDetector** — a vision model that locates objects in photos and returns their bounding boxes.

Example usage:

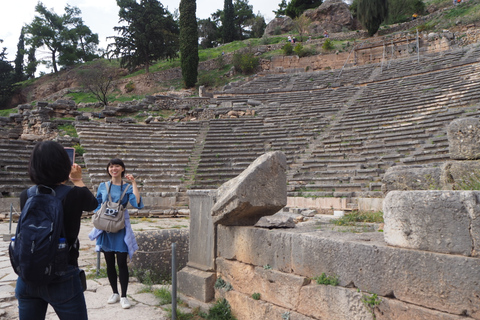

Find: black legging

[103,251,129,297]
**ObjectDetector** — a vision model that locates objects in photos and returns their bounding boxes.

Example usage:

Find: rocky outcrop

[264,17,294,36]
[304,0,356,33]
[264,0,355,36]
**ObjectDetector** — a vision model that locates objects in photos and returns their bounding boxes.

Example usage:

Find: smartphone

[64,147,75,166]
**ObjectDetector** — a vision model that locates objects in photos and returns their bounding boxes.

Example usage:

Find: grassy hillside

[7,0,479,110]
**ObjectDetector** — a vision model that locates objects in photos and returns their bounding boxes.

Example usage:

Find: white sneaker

[108,293,120,304]
[121,297,131,309]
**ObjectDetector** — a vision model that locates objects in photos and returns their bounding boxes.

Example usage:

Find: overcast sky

[0,0,279,67]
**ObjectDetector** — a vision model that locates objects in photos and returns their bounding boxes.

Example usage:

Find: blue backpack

[9,184,72,285]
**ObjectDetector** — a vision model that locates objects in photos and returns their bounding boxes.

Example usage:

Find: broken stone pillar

[178,151,288,304]
[178,190,217,303]
[212,151,288,226]
[383,190,480,257]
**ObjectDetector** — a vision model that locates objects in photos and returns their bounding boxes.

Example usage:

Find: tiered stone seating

[0,139,36,197]
[288,54,480,197]
[4,42,480,211]
[76,121,201,207]
[192,101,336,189]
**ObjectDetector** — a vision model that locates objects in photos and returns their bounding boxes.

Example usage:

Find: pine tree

[179,0,199,88]
[24,3,98,73]
[110,0,179,73]
[357,0,388,36]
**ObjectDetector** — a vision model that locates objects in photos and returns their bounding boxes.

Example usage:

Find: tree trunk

[51,50,58,73]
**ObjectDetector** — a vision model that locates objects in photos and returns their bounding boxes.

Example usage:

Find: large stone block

[442,160,480,190]
[177,266,216,303]
[216,257,309,310]
[448,117,480,160]
[218,290,315,320]
[131,229,189,276]
[381,165,442,194]
[376,297,473,320]
[212,151,287,226]
[297,284,373,320]
[383,190,480,256]
[217,225,480,319]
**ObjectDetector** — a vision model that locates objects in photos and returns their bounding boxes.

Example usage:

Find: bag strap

[106,181,130,206]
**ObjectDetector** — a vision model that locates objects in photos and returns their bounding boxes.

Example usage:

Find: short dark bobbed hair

[106,158,126,177]
[28,141,71,186]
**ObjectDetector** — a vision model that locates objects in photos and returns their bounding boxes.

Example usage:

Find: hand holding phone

[64,147,75,166]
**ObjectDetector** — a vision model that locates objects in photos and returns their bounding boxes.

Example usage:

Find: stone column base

[178,266,216,303]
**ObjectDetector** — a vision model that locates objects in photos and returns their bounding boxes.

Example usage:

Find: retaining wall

[215,222,479,319]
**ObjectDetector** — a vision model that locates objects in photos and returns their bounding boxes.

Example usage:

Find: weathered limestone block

[131,229,189,275]
[297,284,373,320]
[177,266,216,303]
[212,151,287,226]
[375,297,474,320]
[218,290,315,320]
[381,165,442,194]
[186,189,217,271]
[448,117,480,160]
[442,160,480,190]
[217,225,480,318]
[216,257,309,310]
[383,190,480,256]
[254,214,296,228]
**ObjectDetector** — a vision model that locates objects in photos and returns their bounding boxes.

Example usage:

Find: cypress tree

[179,0,198,88]
[222,0,235,43]
[357,0,388,37]
[14,29,25,82]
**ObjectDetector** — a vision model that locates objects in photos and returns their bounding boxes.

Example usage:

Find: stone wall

[268,31,457,72]
[178,149,480,319]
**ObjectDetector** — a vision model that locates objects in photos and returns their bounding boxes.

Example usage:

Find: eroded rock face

[264,17,294,36]
[448,117,480,160]
[212,151,287,226]
[305,0,355,33]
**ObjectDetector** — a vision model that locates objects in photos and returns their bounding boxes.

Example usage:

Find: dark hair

[106,158,126,177]
[28,141,71,186]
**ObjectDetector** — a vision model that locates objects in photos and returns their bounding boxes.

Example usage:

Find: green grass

[332,211,384,226]
[152,286,176,305]
[66,92,99,104]
[0,108,17,116]
[57,124,78,137]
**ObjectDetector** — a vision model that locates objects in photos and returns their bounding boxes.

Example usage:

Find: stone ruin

[176,119,480,319]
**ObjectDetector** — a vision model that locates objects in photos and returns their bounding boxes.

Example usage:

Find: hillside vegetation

[7,0,480,111]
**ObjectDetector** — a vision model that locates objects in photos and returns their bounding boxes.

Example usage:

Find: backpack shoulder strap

[26,185,37,198]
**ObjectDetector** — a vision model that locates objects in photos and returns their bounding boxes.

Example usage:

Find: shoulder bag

[92,182,129,233]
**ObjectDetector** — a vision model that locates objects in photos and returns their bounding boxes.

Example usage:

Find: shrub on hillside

[282,42,294,55]
[232,52,259,75]
[322,38,335,51]
[293,44,315,57]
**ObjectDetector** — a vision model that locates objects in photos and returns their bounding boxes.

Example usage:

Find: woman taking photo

[89,158,143,309]
[15,141,98,320]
